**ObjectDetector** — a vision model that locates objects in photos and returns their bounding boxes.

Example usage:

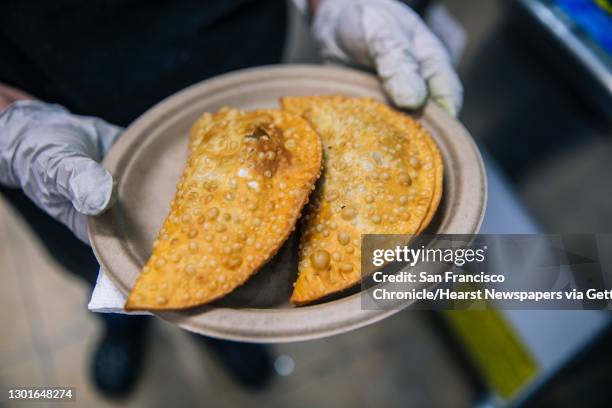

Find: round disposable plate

[88,65,486,342]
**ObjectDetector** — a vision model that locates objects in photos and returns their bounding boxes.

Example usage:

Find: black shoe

[91,315,150,399]
[196,336,274,390]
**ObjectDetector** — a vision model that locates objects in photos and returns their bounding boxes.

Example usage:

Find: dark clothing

[0,0,287,282]
[0,186,100,285]
[0,0,287,126]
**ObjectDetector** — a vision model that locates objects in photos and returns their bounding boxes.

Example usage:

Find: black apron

[0,0,287,126]
[0,0,287,282]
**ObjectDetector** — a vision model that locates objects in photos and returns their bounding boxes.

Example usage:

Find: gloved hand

[312,0,463,116]
[0,100,121,243]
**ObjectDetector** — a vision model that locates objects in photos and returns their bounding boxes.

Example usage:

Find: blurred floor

[520,137,612,233]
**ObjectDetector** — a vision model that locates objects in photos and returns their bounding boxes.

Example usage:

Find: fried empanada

[125,108,322,310]
[281,96,443,305]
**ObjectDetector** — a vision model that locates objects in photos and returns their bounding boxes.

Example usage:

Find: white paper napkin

[88,268,150,315]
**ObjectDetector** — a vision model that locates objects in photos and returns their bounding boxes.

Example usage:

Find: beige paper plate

[88,65,487,343]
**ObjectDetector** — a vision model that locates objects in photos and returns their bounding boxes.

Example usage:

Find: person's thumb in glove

[42,144,118,243]
[0,101,121,243]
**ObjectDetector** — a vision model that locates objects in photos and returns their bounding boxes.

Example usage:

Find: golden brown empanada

[125,107,322,310]
[281,96,443,305]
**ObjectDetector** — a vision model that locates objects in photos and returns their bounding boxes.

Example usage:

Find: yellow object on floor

[444,310,538,399]
[596,0,612,14]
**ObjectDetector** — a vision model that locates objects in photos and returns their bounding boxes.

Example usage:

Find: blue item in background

[553,0,612,54]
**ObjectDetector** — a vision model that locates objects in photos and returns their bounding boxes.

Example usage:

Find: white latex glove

[312,0,463,115]
[0,100,121,243]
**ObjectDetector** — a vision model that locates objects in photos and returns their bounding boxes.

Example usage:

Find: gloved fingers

[1,100,120,244]
[88,118,122,156]
[58,116,121,210]
[313,0,356,64]
[22,158,107,245]
[24,144,116,216]
[53,154,116,215]
[54,202,90,244]
[411,17,463,116]
[9,103,121,216]
[376,49,428,109]
[359,4,428,109]
[64,118,121,212]
[427,65,463,116]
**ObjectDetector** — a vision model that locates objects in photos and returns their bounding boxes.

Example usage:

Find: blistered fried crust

[281,96,443,305]
[125,108,322,310]
[418,136,443,234]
